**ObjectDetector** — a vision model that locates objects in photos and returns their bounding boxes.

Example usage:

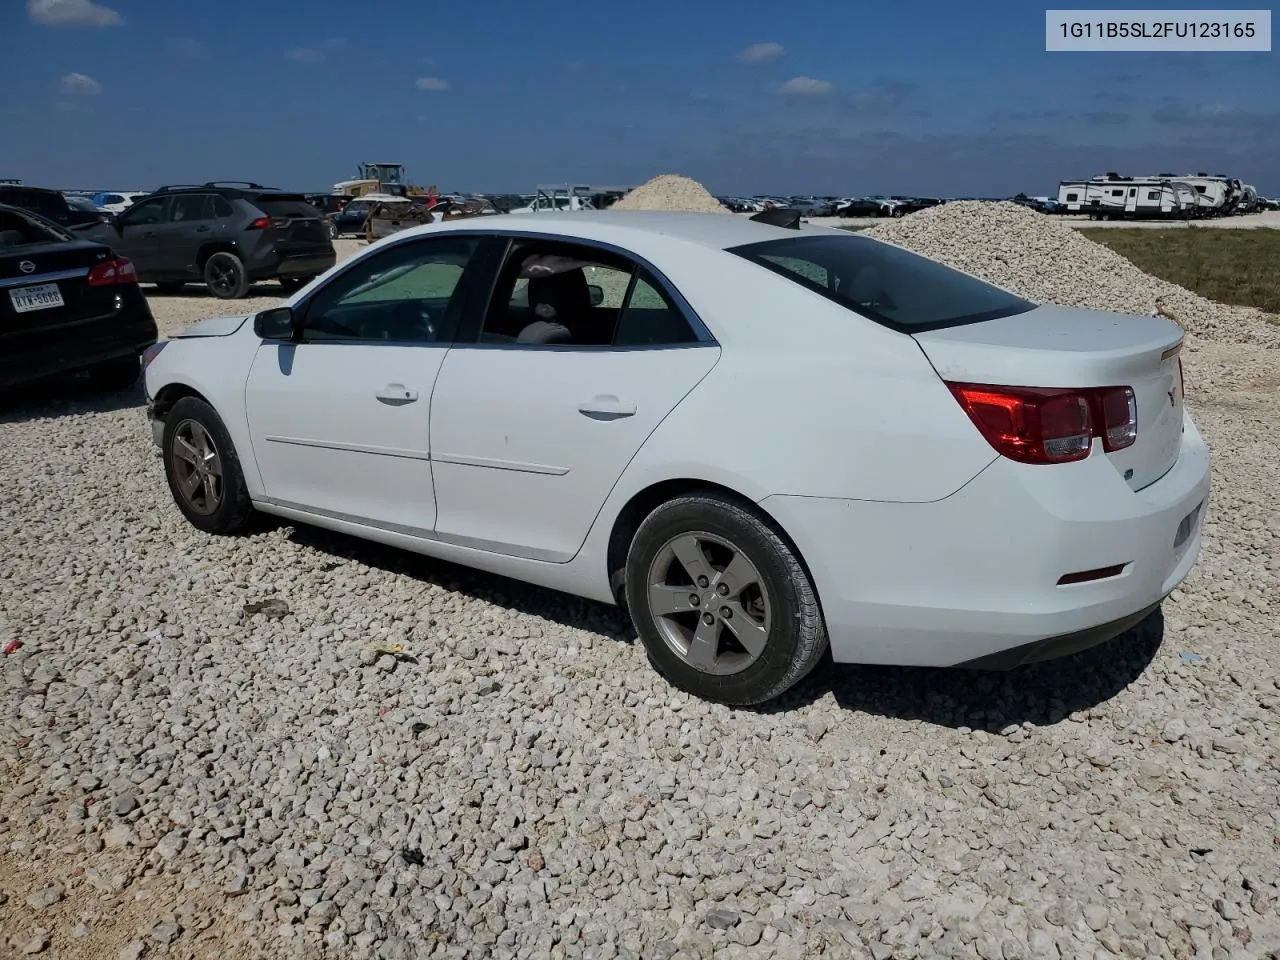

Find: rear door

[153,193,215,276]
[428,236,719,563]
[108,196,168,275]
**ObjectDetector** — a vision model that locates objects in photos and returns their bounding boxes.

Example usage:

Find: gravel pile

[867,201,1280,348]
[610,175,729,214]
[2,230,1279,959]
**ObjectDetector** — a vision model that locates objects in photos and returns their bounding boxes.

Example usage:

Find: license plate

[1174,500,1203,549]
[9,282,64,313]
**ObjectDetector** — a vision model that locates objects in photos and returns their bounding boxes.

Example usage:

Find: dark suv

[0,184,106,230]
[84,182,336,298]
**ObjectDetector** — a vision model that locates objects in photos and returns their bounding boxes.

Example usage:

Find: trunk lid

[913,304,1185,491]
[1,239,122,335]
[254,196,333,251]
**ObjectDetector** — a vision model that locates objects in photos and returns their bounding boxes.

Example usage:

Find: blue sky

[2,0,1277,196]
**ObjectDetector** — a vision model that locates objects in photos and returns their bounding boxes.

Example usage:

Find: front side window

[120,198,166,226]
[729,234,1035,332]
[478,239,699,347]
[298,236,482,344]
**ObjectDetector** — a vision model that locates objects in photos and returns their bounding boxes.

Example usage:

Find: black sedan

[1,203,158,392]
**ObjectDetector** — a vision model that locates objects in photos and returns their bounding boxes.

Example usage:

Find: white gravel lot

[1,219,1278,960]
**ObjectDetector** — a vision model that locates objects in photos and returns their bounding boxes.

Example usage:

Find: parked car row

[716,195,948,218]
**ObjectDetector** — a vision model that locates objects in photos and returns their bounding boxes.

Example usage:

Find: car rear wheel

[625,492,828,706]
[162,396,253,534]
[86,354,140,390]
[203,252,249,299]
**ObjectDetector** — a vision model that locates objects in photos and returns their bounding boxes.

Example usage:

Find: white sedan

[141,210,1210,706]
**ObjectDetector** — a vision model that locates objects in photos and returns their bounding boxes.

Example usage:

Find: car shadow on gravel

[144,284,286,300]
[281,524,636,641]
[0,379,146,422]
[281,521,1166,728]
[772,608,1167,730]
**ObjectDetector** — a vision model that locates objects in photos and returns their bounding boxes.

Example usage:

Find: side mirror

[587,283,604,307]
[254,306,295,341]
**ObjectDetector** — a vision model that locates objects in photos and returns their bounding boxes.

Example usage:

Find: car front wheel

[625,492,828,706]
[162,396,253,534]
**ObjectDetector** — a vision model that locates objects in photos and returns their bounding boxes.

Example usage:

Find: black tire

[153,282,186,294]
[329,220,340,239]
[161,396,253,535]
[202,251,249,299]
[624,492,828,706]
[86,354,140,389]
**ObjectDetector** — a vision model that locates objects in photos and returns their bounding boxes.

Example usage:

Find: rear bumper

[760,412,1211,667]
[0,296,157,390]
[247,249,336,281]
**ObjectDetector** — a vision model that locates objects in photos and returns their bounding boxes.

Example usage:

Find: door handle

[375,383,418,405]
[578,394,636,420]
[143,231,157,238]
[195,225,210,233]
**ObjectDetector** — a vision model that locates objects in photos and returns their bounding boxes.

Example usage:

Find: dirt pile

[610,174,729,214]
[867,201,1279,348]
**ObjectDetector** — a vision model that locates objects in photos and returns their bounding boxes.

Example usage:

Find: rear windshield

[0,207,73,247]
[728,234,1035,331]
[252,195,322,219]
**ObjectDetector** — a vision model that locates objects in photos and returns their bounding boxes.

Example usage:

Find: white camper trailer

[1057,175,1197,219]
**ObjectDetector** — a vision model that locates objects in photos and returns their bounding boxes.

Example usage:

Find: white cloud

[170,37,207,59]
[59,72,102,96]
[415,77,450,91]
[27,0,120,27]
[780,76,833,96]
[286,47,324,63]
[738,42,785,64]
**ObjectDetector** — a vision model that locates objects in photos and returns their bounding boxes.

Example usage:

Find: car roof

[418,210,848,251]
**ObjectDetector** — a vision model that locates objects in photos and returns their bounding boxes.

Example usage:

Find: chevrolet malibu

[141,211,1210,706]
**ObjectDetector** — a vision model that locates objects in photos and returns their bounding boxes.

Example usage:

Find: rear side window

[0,208,72,247]
[728,234,1035,332]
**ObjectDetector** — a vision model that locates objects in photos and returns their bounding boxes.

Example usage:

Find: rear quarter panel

[609,245,999,505]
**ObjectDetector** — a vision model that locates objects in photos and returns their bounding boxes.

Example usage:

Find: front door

[429,236,720,562]
[153,192,214,276]
[111,196,168,276]
[243,233,491,534]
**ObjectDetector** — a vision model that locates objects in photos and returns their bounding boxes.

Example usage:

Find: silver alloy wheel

[646,531,772,676]
[170,419,223,515]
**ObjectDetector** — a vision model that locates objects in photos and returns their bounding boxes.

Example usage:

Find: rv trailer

[1057,174,1198,219]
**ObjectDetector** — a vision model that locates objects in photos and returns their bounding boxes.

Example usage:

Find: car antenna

[749,208,802,229]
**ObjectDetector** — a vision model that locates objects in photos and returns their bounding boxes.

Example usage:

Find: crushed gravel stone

[1,219,1278,960]
[610,175,730,214]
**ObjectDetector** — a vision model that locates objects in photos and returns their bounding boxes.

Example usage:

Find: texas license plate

[9,282,64,313]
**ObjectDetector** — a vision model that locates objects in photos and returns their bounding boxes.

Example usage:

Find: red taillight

[247,217,271,230]
[86,256,137,286]
[1098,386,1137,451]
[947,382,1138,465]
